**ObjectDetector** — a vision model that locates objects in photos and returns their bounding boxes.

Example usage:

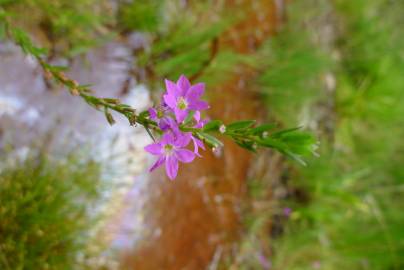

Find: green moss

[0,154,101,269]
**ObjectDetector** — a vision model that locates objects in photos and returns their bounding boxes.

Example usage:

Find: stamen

[177,97,188,110]
[164,144,174,155]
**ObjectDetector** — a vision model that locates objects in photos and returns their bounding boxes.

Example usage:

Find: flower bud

[70,88,80,96]
[212,146,223,158]
[219,124,226,134]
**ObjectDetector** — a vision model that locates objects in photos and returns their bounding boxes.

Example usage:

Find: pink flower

[283,207,292,217]
[191,135,205,157]
[148,107,175,131]
[163,75,209,123]
[190,111,206,156]
[144,132,195,180]
[257,253,272,269]
[193,111,208,128]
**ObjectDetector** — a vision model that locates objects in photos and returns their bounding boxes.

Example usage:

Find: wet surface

[0,40,152,266]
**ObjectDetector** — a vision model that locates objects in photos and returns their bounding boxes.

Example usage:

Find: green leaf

[104,108,115,126]
[281,150,307,166]
[271,126,302,138]
[103,98,120,104]
[138,110,149,118]
[203,120,223,132]
[197,132,223,148]
[258,138,307,165]
[257,130,317,165]
[275,132,317,156]
[11,28,47,57]
[235,140,257,153]
[77,84,93,90]
[226,120,256,131]
[46,65,68,72]
[251,123,277,134]
[257,137,286,150]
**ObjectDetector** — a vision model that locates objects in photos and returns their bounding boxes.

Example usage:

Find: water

[0,39,153,267]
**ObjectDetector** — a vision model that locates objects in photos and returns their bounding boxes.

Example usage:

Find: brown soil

[122,1,281,269]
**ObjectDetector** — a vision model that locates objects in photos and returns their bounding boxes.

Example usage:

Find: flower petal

[159,117,178,131]
[174,131,191,147]
[176,75,191,95]
[189,100,209,111]
[149,156,165,172]
[191,136,205,157]
[175,149,195,163]
[165,79,180,98]
[174,107,188,123]
[163,93,177,109]
[192,138,201,157]
[195,119,208,129]
[195,137,205,150]
[186,83,204,100]
[165,155,179,180]
[193,110,201,122]
[161,132,176,144]
[144,143,162,155]
[148,108,157,120]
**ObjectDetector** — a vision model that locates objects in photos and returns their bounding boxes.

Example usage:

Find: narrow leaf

[203,120,223,132]
[226,120,256,131]
[197,132,223,148]
[251,123,277,134]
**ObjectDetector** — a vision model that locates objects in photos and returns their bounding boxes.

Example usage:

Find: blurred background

[0,0,403,269]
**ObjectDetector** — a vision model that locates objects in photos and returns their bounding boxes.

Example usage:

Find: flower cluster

[144,75,209,180]
[6,17,317,182]
[144,75,318,180]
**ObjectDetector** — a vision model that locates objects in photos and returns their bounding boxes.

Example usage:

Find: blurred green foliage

[252,1,336,126]
[0,0,257,85]
[117,0,161,32]
[131,1,254,86]
[235,0,404,269]
[0,154,101,269]
[0,0,112,56]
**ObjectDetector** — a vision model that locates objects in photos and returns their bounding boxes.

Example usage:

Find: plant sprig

[3,21,156,129]
[2,18,318,172]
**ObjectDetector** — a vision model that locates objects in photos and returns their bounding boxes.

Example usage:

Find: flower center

[157,110,164,119]
[164,144,174,155]
[177,97,188,110]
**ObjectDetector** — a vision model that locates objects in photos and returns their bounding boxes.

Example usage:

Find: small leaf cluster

[201,120,317,164]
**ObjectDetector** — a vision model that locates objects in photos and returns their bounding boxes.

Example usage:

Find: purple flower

[191,135,205,157]
[188,111,206,156]
[193,111,208,128]
[148,107,177,131]
[144,132,195,180]
[148,107,158,119]
[257,253,272,270]
[283,207,292,217]
[163,75,209,123]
